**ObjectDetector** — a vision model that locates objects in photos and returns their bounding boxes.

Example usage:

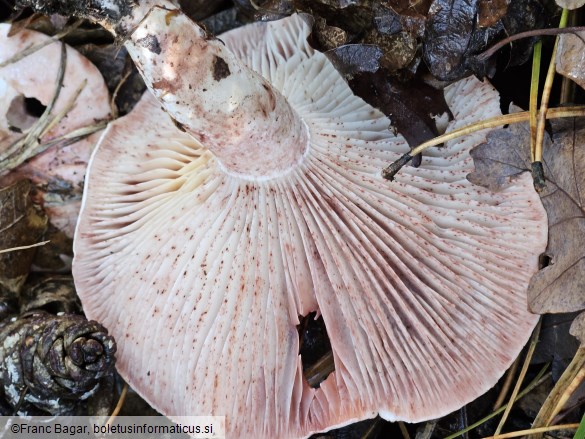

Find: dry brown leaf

[0,180,47,294]
[570,311,585,344]
[467,117,585,315]
[556,31,585,91]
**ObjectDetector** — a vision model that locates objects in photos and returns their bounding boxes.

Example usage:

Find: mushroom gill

[73,11,547,439]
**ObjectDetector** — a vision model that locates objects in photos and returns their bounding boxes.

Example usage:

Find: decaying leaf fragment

[556,31,585,91]
[468,117,585,316]
[570,312,585,345]
[0,180,47,294]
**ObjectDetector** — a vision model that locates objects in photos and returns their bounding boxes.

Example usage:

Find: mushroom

[0,24,111,237]
[73,7,547,439]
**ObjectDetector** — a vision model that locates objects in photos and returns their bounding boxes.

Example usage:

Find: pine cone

[0,311,116,414]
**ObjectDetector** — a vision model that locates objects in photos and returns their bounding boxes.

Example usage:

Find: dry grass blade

[482,423,580,439]
[529,41,541,162]
[531,347,585,439]
[0,19,82,68]
[532,8,569,191]
[493,357,520,411]
[0,240,50,254]
[444,365,551,439]
[304,350,335,388]
[494,320,541,435]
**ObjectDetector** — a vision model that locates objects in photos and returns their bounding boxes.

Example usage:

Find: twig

[494,319,541,435]
[398,421,411,439]
[529,41,541,162]
[531,347,585,438]
[444,365,550,439]
[105,382,129,427]
[382,106,585,181]
[532,9,569,192]
[475,26,585,62]
[0,240,50,254]
[493,357,520,411]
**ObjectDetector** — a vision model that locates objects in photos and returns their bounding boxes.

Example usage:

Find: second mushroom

[73,6,548,439]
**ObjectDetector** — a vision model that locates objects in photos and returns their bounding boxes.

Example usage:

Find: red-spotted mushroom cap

[0,24,111,236]
[73,10,547,439]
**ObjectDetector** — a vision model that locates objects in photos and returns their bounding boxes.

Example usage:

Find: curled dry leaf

[0,23,111,237]
[570,312,585,345]
[424,0,549,80]
[556,31,585,91]
[0,180,47,294]
[468,117,585,315]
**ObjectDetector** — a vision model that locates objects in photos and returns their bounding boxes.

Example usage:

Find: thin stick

[529,41,541,162]
[494,319,541,435]
[398,421,411,439]
[532,347,585,439]
[493,357,520,410]
[533,9,569,191]
[0,240,50,254]
[482,423,579,439]
[382,106,585,181]
[105,382,129,427]
[443,365,550,439]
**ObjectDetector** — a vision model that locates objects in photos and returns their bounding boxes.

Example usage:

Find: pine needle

[494,319,541,435]
[0,240,50,254]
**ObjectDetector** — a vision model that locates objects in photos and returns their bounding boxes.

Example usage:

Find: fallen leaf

[325,44,383,76]
[0,180,48,294]
[467,117,585,315]
[349,71,451,153]
[570,312,585,345]
[556,31,585,91]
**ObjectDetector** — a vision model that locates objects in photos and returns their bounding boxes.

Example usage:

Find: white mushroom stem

[123,6,309,179]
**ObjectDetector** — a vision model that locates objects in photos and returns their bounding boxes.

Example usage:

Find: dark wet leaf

[20,275,81,314]
[424,0,550,81]
[0,180,48,294]
[76,44,145,116]
[325,45,383,76]
[349,71,451,151]
[201,8,245,35]
[32,223,73,272]
[477,0,509,28]
[314,17,348,50]
[363,27,418,72]
[292,0,372,33]
[178,0,230,21]
[467,117,585,315]
[424,0,478,81]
